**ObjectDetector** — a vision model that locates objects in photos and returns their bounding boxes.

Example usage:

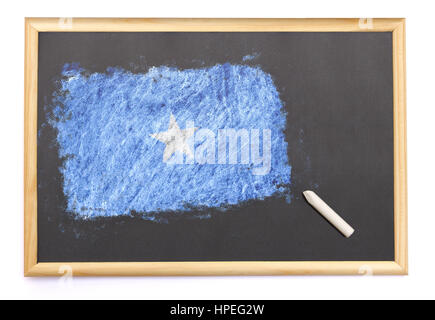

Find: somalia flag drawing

[48,63,292,221]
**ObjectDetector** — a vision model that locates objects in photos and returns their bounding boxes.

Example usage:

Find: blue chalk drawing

[242,53,260,62]
[48,63,291,219]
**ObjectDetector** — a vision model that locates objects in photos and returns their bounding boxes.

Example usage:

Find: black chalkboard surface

[25,18,407,276]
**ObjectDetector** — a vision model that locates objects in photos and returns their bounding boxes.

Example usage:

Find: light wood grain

[26,18,403,32]
[24,19,38,276]
[392,19,408,274]
[24,18,407,276]
[26,261,405,276]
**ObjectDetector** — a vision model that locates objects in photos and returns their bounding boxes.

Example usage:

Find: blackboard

[25,18,407,276]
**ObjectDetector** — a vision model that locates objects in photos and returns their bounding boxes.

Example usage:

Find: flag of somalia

[48,63,291,221]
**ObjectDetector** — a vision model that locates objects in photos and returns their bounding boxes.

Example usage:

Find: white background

[1,0,434,300]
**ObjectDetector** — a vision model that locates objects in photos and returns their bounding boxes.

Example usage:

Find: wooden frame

[24,18,407,276]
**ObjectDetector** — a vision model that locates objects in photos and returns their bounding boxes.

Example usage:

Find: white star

[150,114,196,162]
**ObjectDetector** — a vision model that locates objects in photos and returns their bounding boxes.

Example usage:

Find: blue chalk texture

[48,63,291,219]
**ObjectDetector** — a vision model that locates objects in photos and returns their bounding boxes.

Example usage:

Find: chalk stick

[303,190,355,238]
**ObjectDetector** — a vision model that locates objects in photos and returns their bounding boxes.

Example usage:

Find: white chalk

[303,190,355,238]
